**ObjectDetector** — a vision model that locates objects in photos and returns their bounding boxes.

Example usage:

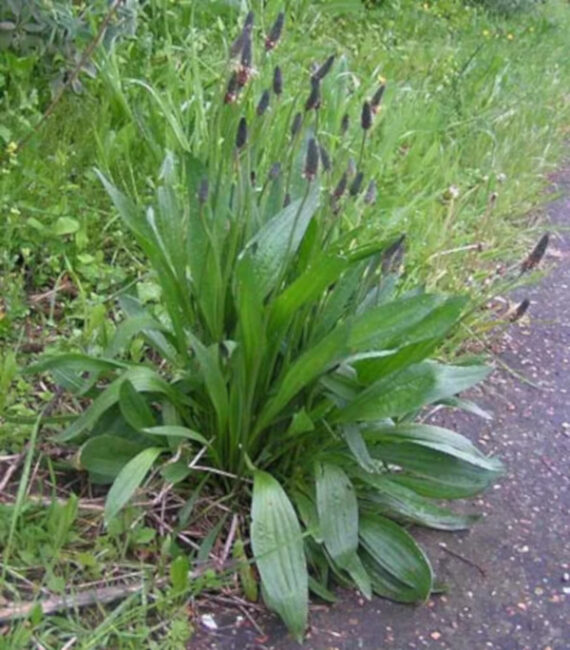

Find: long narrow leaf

[251,471,308,641]
[360,514,433,602]
[104,447,164,522]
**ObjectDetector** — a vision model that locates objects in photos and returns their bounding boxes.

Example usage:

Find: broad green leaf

[347,294,449,351]
[143,425,209,446]
[119,380,155,431]
[316,463,372,599]
[104,447,164,522]
[58,367,190,442]
[358,473,480,531]
[335,362,491,423]
[372,443,501,498]
[239,183,320,298]
[251,471,308,642]
[79,435,148,481]
[316,463,358,568]
[360,549,421,603]
[353,339,441,385]
[360,514,432,602]
[364,423,502,472]
[269,255,349,335]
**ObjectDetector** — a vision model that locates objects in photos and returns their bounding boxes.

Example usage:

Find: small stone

[430,631,442,640]
[562,587,570,595]
[517,602,527,611]
[201,614,218,630]
[562,573,570,583]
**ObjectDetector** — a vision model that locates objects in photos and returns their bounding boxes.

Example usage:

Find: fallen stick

[439,543,486,577]
[0,582,145,624]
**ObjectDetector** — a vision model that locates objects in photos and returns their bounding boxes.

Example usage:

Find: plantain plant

[28,10,503,641]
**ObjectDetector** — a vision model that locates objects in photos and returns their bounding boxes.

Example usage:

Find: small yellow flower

[377,74,387,85]
[482,29,490,37]
[507,33,514,41]
[9,207,21,216]
[423,2,429,10]
[6,141,18,155]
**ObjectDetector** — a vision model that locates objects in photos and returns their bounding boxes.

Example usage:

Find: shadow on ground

[191,170,570,650]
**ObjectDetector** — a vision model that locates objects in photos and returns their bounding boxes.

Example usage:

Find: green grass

[1,0,569,645]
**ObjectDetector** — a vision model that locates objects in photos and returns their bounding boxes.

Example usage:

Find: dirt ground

[190,169,570,650]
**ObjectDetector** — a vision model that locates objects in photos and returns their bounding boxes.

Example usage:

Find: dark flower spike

[361,101,372,130]
[319,144,331,172]
[257,89,270,116]
[230,32,245,59]
[236,117,248,150]
[230,11,254,58]
[269,162,282,180]
[364,179,377,204]
[240,30,253,70]
[333,172,348,199]
[381,234,406,274]
[283,192,291,207]
[198,177,209,204]
[371,83,386,111]
[291,112,303,138]
[305,77,321,111]
[313,54,335,81]
[225,72,239,104]
[341,113,350,135]
[244,10,255,30]
[265,11,285,51]
[521,233,549,273]
[304,138,319,181]
[349,171,364,197]
[510,298,530,322]
[273,66,283,95]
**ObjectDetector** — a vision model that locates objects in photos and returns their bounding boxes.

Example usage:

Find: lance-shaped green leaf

[251,471,308,642]
[364,423,503,473]
[119,380,155,431]
[360,514,433,602]
[370,443,502,499]
[335,361,491,423]
[79,435,149,482]
[238,183,320,298]
[358,473,480,530]
[104,447,164,522]
[316,463,371,598]
[57,367,190,442]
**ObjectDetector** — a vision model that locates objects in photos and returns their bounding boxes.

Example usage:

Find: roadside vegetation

[1,0,568,647]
